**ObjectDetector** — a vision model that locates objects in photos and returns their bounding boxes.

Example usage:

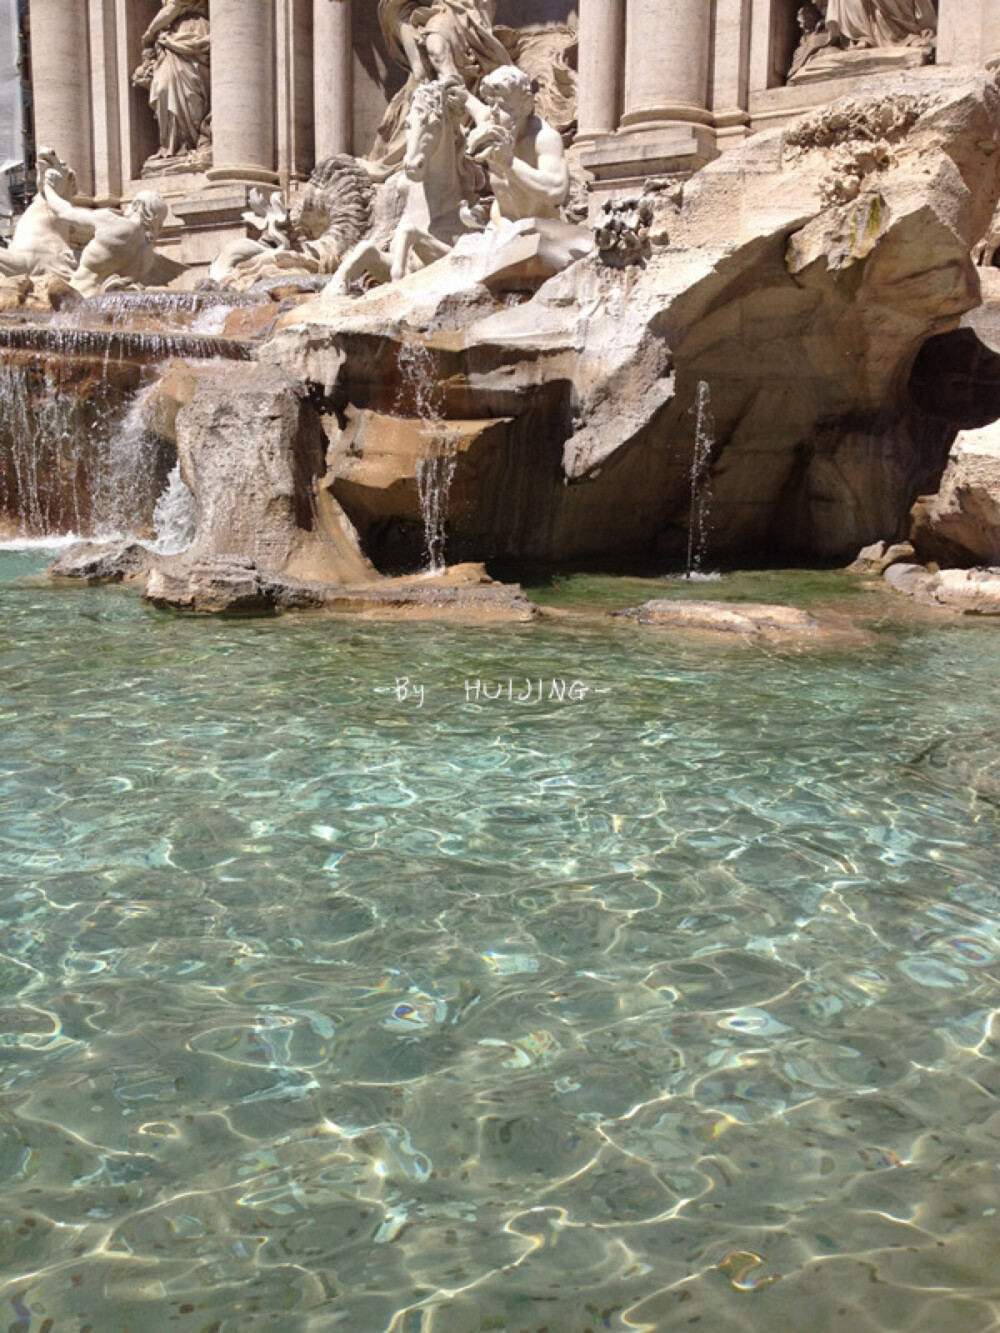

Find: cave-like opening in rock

[907,327,1000,430]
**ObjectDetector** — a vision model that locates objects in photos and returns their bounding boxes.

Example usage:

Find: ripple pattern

[0,556,999,1331]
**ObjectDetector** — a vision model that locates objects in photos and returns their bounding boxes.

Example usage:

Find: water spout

[685,380,715,579]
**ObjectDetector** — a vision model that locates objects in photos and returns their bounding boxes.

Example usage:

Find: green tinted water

[2,553,999,1332]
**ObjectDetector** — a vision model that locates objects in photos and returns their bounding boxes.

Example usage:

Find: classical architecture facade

[23,0,1000,269]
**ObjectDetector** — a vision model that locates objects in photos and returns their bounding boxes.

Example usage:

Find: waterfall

[0,362,170,541]
[151,464,197,555]
[91,379,167,539]
[685,379,716,579]
[396,339,457,573]
[416,434,459,575]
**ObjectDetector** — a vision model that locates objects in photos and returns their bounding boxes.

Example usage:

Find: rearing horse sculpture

[326,77,478,295]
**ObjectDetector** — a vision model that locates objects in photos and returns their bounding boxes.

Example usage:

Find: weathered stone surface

[615,600,820,635]
[49,541,154,583]
[884,561,1000,612]
[172,361,377,587]
[270,69,1000,569]
[144,554,536,620]
[910,420,1000,566]
[847,539,916,573]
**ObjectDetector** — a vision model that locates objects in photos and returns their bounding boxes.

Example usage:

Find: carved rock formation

[47,360,536,619]
[885,562,1000,613]
[265,69,1000,570]
[911,422,1000,566]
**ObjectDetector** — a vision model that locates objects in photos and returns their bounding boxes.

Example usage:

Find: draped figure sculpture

[789,0,937,82]
[825,0,937,46]
[367,0,509,181]
[133,0,212,175]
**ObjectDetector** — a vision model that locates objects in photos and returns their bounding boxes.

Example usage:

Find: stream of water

[0,556,999,1331]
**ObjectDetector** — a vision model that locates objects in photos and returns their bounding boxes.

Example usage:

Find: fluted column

[622,0,712,130]
[314,0,353,158]
[984,6,1000,66]
[30,0,94,197]
[207,0,278,184]
[576,0,625,139]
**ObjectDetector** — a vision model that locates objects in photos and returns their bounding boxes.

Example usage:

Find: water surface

[1,555,999,1332]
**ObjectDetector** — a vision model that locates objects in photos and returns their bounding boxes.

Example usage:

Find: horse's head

[404,77,464,182]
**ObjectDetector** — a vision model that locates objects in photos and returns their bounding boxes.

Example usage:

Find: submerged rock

[615,600,820,635]
[919,729,1000,804]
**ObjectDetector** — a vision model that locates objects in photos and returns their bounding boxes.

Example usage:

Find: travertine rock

[615,600,820,635]
[171,362,376,587]
[911,421,1000,566]
[270,69,1000,569]
[885,561,1000,613]
[144,556,536,619]
[49,540,154,583]
[847,539,916,573]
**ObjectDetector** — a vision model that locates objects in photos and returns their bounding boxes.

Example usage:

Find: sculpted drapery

[824,0,937,47]
[133,0,211,166]
[368,0,510,179]
[378,0,508,84]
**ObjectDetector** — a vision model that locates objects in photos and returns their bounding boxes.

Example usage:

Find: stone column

[207,0,278,184]
[983,4,1000,66]
[622,0,713,130]
[314,0,353,158]
[937,0,986,65]
[712,0,751,146]
[30,0,94,198]
[88,0,122,203]
[576,0,625,139]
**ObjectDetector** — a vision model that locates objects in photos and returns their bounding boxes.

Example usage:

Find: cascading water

[90,379,170,539]
[396,339,457,573]
[151,464,197,555]
[416,435,459,575]
[0,286,261,544]
[685,379,716,580]
[0,362,171,542]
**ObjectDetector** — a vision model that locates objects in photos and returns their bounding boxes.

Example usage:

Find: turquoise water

[2,553,1000,1332]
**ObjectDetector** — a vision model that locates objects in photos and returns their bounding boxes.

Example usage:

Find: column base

[581,123,718,206]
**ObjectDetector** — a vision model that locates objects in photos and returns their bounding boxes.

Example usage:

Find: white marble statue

[209,189,314,288]
[328,77,477,293]
[0,149,81,280]
[789,0,937,81]
[464,65,570,225]
[132,0,211,174]
[368,0,508,180]
[380,0,508,84]
[41,175,185,296]
[825,0,937,47]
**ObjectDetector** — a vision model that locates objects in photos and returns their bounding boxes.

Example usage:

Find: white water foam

[0,533,89,552]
